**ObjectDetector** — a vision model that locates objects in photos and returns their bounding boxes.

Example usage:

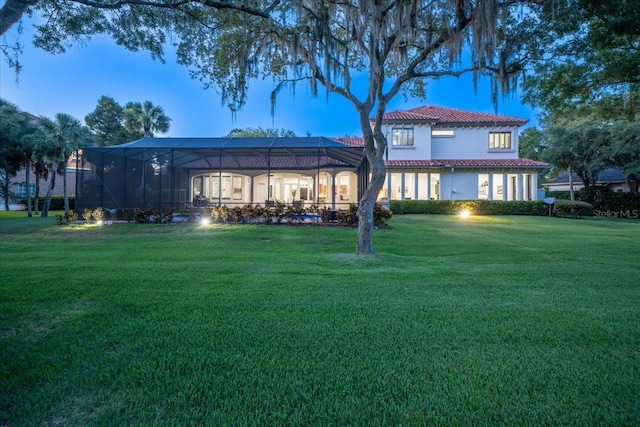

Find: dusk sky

[1,23,540,138]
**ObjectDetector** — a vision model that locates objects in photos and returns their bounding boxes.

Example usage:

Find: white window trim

[488,131,513,151]
[391,127,414,147]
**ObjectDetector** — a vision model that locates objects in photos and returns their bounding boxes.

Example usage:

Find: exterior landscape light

[96,220,104,226]
[459,210,470,220]
[201,217,211,226]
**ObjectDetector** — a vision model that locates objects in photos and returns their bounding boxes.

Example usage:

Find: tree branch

[0,0,278,37]
[0,0,38,37]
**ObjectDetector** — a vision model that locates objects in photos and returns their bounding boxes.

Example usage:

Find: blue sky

[1,24,539,138]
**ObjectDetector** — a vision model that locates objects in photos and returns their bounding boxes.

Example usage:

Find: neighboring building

[1,113,48,211]
[75,105,547,212]
[2,111,95,210]
[2,156,80,211]
[544,168,640,193]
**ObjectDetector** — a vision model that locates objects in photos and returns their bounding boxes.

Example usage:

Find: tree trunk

[34,174,40,215]
[26,157,32,217]
[0,0,38,37]
[41,156,59,218]
[2,175,9,211]
[568,164,576,217]
[63,159,69,213]
[568,165,575,202]
[356,125,387,255]
[356,157,386,255]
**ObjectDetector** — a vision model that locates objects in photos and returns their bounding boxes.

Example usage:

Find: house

[374,105,547,202]
[75,105,547,212]
[544,168,640,193]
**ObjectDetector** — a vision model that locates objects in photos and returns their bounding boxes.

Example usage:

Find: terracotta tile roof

[385,159,548,168]
[22,112,41,125]
[381,105,528,126]
[331,136,365,147]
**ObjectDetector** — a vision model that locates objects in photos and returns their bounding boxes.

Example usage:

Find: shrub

[230,207,243,224]
[337,204,358,226]
[273,201,287,224]
[123,208,136,223]
[212,205,229,223]
[92,207,105,222]
[65,210,79,224]
[374,203,393,228]
[389,200,548,216]
[133,207,155,223]
[553,200,593,218]
[82,209,93,222]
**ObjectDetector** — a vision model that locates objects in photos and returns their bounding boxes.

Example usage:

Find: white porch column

[502,173,509,201]
[400,172,406,200]
[426,173,431,200]
[331,173,337,209]
[249,176,254,205]
[387,172,392,202]
[531,173,538,200]
[414,173,419,200]
[488,173,494,200]
[517,173,524,201]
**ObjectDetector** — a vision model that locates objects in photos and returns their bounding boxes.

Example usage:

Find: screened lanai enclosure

[75,137,368,212]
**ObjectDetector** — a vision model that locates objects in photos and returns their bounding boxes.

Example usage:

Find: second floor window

[489,132,512,150]
[392,128,414,147]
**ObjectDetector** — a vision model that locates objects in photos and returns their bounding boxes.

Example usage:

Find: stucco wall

[431,127,519,160]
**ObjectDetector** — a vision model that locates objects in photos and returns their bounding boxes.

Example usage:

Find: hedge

[389,199,549,216]
[21,196,75,211]
[547,187,640,213]
[553,199,594,218]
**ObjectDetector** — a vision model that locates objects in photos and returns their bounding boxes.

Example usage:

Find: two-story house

[75,105,546,212]
[376,105,547,202]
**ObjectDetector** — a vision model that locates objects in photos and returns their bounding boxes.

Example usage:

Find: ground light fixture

[200,217,211,226]
[459,209,470,220]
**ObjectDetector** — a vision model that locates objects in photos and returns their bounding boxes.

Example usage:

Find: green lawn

[1,213,639,425]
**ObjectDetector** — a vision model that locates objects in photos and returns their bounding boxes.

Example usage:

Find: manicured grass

[1,214,639,425]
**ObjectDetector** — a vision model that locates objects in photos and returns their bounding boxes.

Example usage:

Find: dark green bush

[390,199,548,216]
[23,196,75,211]
[553,199,594,218]
[373,203,393,228]
[337,204,358,227]
[64,210,79,223]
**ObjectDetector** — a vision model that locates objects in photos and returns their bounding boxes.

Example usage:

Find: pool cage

[75,137,367,213]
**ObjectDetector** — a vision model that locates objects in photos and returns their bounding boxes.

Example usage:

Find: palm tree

[38,113,94,217]
[123,101,170,138]
[32,158,48,215]
[0,100,33,212]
